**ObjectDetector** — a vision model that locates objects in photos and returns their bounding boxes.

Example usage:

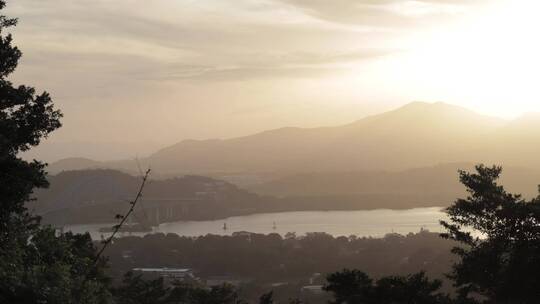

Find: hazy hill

[48,157,105,173]
[31,170,270,225]
[30,167,505,226]
[49,102,540,175]
[140,102,504,174]
[247,163,540,199]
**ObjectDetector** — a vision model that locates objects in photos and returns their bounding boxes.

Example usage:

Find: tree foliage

[258,291,274,304]
[324,269,449,304]
[0,0,61,243]
[441,165,540,303]
[0,1,112,303]
[0,0,61,224]
[114,272,244,304]
[114,272,170,304]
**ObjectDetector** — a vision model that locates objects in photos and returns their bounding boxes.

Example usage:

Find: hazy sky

[6,0,540,161]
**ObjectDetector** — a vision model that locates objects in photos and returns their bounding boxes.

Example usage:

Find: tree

[199,284,245,304]
[259,291,274,304]
[324,269,448,304]
[441,165,540,303]
[114,272,170,304]
[0,0,61,237]
[0,1,112,303]
[324,269,373,304]
[0,0,60,245]
[373,272,449,304]
[4,229,113,303]
[115,276,245,304]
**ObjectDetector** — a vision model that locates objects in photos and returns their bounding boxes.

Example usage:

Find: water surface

[67,207,447,239]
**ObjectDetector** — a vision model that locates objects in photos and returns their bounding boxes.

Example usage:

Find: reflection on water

[66,207,447,240]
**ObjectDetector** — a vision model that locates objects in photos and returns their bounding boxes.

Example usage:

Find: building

[132,267,196,283]
[205,276,252,287]
[301,285,325,295]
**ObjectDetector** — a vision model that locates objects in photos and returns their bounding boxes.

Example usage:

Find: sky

[6,0,540,161]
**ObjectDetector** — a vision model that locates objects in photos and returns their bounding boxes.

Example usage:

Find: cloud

[147,48,395,81]
[6,0,489,85]
[275,0,486,27]
[3,0,493,158]
[5,0,484,99]
[8,0,399,84]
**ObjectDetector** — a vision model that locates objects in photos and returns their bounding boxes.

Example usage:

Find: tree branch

[77,168,151,300]
[93,168,151,265]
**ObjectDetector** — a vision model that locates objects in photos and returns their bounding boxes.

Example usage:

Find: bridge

[132,197,205,226]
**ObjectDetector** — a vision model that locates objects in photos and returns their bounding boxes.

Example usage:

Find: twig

[77,169,151,299]
[92,168,151,265]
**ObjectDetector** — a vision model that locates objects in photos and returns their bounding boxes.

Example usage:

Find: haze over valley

[26,101,540,233]
[6,1,540,302]
[48,102,540,177]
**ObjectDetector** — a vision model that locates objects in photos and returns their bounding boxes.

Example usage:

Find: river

[66,207,448,239]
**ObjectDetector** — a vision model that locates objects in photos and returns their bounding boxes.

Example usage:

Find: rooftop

[132,268,192,273]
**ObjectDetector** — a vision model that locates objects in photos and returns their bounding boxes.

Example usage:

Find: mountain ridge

[49,102,540,175]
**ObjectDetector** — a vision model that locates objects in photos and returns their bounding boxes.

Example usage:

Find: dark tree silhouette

[324,269,373,304]
[113,269,251,304]
[259,291,274,304]
[373,272,449,304]
[324,269,448,304]
[153,280,244,304]
[441,165,540,303]
[0,1,112,303]
[115,272,171,304]
[0,0,61,245]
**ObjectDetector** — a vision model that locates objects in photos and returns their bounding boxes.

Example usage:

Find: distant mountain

[140,102,502,173]
[49,102,540,175]
[247,163,540,199]
[47,157,106,173]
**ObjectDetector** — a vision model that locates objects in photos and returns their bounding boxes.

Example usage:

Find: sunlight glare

[389,1,540,117]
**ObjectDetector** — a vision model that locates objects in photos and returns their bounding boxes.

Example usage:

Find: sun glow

[380,1,540,118]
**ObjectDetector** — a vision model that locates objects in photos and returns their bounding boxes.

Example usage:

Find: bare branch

[78,168,151,296]
[93,168,151,265]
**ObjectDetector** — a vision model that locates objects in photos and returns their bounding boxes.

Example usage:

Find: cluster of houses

[131,267,252,287]
[131,267,324,294]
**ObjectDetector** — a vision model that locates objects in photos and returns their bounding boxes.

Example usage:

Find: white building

[132,267,195,282]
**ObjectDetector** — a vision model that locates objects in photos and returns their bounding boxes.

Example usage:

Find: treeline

[104,231,455,285]
[112,270,447,304]
[103,231,455,303]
